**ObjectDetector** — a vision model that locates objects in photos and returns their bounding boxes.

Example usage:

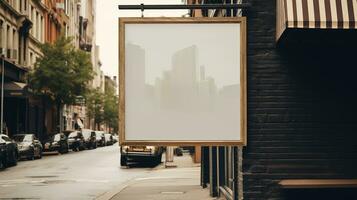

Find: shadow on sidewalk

[101,153,219,200]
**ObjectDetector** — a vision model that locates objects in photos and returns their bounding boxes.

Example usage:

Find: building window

[30,6,34,35]
[30,52,33,67]
[0,20,3,52]
[41,16,44,42]
[6,25,10,52]
[12,28,16,60]
[36,11,39,40]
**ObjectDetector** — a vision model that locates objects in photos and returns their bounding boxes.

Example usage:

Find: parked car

[104,133,114,146]
[0,134,18,168]
[81,129,97,149]
[0,139,6,169]
[174,147,183,156]
[120,146,163,166]
[67,131,85,151]
[43,133,69,154]
[95,131,105,147]
[13,134,42,160]
[112,135,119,143]
[63,130,75,137]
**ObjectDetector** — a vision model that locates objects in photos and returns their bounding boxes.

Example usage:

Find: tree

[85,88,104,130]
[103,83,118,133]
[28,35,94,131]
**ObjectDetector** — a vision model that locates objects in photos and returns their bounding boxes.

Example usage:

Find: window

[6,25,10,51]
[30,6,34,35]
[13,28,16,60]
[1,135,11,142]
[30,6,33,21]
[0,20,3,50]
[41,16,44,42]
[36,11,39,39]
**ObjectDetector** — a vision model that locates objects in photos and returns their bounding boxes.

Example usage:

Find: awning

[277,0,357,41]
[3,81,30,98]
[0,58,28,82]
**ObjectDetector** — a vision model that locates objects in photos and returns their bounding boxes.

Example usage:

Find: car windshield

[53,134,61,141]
[68,132,78,138]
[82,130,92,139]
[13,135,32,142]
[1,135,11,142]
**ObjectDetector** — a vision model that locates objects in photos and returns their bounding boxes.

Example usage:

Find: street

[0,144,153,200]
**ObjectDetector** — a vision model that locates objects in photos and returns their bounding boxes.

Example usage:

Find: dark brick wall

[243,1,357,199]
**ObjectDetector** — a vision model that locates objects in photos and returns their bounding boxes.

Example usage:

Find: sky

[96,0,189,77]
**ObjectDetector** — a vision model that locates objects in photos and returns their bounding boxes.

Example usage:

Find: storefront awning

[277,0,357,41]
[3,81,30,98]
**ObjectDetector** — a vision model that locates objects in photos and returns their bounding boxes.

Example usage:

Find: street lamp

[0,54,4,135]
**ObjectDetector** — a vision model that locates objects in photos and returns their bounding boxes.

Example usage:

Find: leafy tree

[28,35,94,130]
[86,88,104,130]
[103,83,118,133]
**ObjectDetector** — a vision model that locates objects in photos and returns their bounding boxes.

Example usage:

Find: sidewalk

[104,153,219,200]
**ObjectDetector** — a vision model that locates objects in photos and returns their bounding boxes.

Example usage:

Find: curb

[95,180,132,200]
[95,164,163,200]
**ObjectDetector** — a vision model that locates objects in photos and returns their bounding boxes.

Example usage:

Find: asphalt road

[0,144,154,200]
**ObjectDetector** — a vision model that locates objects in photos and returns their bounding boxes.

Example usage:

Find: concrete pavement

[0,144,153,200]
[105,153,220,200]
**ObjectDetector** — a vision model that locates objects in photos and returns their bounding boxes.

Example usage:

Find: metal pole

[118,4,251,10]
[1,55,4,135]
[238,147,243,200]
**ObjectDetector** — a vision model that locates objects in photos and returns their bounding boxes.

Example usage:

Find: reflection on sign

[124,22,243,142]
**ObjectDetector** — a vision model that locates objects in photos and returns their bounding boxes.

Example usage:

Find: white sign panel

[119,18,246,146]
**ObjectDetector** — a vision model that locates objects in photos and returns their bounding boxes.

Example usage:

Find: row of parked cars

[0,130,118,170]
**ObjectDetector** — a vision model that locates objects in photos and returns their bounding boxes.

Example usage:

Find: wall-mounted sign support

[118,4,251,11]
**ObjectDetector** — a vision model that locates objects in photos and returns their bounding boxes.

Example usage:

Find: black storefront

[1,57,43,139]
[198,0,357,199]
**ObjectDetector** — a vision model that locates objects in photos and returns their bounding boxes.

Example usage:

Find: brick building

[192,0,357,199]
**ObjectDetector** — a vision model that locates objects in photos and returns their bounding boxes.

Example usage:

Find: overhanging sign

[119,17,247,146]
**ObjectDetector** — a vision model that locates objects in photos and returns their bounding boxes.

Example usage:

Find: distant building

[77,0,105,130]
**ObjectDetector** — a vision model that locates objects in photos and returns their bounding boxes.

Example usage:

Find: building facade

[193,0,357,200]
[0,0,40,138]
[0,0,102,139]
[78,0,106,130]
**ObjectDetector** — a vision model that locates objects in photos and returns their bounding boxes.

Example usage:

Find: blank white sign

[121,18,246,145]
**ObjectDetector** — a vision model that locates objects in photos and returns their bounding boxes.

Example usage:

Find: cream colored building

[61,0,88,131]
[0,0,33,68]
[28,0,46,69]
[0,0,45,137]
[78,0,104,130]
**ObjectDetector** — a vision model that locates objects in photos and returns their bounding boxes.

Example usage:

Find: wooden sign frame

[119,17,247,146]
